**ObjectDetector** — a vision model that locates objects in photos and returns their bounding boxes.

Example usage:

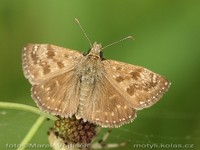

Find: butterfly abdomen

[76,81,91,118]
[76,56,102,119]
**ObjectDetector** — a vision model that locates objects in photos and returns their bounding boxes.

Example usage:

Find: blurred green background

[0,0,200,150]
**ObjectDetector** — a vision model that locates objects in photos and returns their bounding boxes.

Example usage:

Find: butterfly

[22,20,170,128]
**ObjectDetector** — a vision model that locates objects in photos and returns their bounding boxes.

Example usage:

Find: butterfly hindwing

[31,71,80,117]
[80,74,137,127]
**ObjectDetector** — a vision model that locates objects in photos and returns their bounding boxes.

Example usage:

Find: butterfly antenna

[101,36,134,51]
[75,18,92,47]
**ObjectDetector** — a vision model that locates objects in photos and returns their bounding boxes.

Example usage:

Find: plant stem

[16,116,46,150]
[0,102,56,120]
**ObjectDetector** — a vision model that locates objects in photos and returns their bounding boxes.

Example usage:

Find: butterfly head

[88,42,102,58]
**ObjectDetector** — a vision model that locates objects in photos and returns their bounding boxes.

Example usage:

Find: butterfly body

[23,42,170,128]
[76,42,104,118]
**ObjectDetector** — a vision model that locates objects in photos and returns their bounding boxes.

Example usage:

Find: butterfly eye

[100,51,106,60]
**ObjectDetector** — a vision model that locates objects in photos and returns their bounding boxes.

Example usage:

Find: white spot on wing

[112,66,116,70]
[113,75,116,78]
[140,101,145,105]
[55,80,59,86]
[46,87,50,91]
[117,105,120,108]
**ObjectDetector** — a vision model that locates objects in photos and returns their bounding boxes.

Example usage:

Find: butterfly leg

[91,128,127,149]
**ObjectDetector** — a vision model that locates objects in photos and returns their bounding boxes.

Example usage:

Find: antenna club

[75,18,80,24]
[127,36,135,40]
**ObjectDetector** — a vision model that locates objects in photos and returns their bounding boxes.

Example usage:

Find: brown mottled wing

[31,71,80,117]
[102,60,170,110]
[22,44,83,84]
[80,75,137,128]
[22,44,83,116]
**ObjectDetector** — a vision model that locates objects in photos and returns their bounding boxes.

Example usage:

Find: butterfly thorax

[79,42,103,84]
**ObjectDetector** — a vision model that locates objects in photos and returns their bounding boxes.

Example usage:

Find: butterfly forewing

[102,60,170,110]
[80,74,137,128]
[22,44,83,84]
